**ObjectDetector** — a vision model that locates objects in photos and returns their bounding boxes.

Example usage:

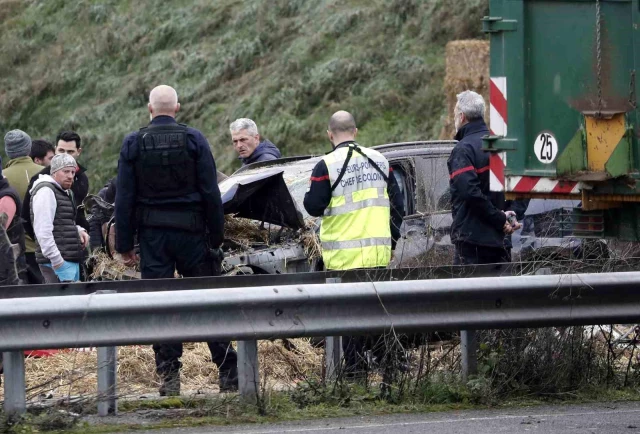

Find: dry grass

[90,251,140,280]
[300,219,322,262]
[224,215,269,249]
[7,339,324,403]
[439,40,490,139]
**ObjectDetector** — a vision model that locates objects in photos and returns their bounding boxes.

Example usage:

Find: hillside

[0,0,488,191]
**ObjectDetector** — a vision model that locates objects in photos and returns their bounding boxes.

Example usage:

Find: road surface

[111,401,640,433]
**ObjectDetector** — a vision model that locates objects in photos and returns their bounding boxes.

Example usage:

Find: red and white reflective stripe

[488,76,582,196]
[489,77,507,136]
[506,176,581,194]
[489,153,506,192]
[489,77,507,192]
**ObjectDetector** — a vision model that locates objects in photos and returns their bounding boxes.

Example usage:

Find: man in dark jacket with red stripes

[447,90,521,265]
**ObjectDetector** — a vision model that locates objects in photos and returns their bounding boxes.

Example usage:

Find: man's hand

[79,230,90,248]
[53,261,64,270]
[503,211,523,234]
[503,221,515,235]
[121,250,138,267]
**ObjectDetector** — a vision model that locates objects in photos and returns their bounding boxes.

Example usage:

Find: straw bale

[439,40,490,139]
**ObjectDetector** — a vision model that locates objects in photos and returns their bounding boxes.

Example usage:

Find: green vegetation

[2,385,640,433]
[0,0,488,191]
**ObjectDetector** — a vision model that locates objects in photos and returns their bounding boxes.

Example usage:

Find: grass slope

[0,0,487,191]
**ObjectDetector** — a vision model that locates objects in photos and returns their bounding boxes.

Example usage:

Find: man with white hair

[30,153,89,283]
[448,90,520,265]
[115,85,237,396]
[229,118,281,166]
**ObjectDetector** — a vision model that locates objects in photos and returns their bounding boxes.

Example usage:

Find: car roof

[232,140,456,176]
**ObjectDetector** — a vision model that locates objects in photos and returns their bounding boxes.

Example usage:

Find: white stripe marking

[492,76,507,100]
[489,170,504,192]
[489,105,507,136]
[505,176,522,191]
[531,178,559,193]
[219,407,640,434]
[571,183,582,194]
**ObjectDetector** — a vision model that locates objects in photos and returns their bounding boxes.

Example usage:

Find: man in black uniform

[447,90,521,265]
[115,85,237,396]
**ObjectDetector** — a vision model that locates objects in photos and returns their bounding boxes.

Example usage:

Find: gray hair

[229,118,259,136]
[455,90,485,121]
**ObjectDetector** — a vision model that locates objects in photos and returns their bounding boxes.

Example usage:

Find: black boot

[219,366,238,392]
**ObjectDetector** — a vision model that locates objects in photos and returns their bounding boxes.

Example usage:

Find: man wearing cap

[3,130,44,197]
[29,154,89,283]
[3,130,46,283]
[23,131,90,245]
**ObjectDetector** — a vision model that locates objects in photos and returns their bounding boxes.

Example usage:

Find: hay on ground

[9,339,323,402]
[224,215,269,249]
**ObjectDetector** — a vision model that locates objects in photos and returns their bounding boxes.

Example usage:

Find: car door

[390,154,454,268]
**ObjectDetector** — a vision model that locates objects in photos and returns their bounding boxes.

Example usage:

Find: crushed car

[217,141,458,274]
[87,140,614,280]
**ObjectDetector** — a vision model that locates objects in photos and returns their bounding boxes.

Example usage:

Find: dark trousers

[25,252,44,284]
[139,227,237,378]
[453,242,511,265]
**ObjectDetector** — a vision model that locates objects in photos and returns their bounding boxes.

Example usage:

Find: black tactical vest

[30,182,83,264]
[0,179,27,281]
[135,123,198,200]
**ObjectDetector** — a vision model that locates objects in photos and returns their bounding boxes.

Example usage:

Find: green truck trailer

[483,0,639,240]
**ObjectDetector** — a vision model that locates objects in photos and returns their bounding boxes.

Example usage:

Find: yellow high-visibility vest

[320,143,392,270]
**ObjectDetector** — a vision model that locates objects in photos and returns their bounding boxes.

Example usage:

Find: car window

[390,163,413,217]
[414,155,451,213]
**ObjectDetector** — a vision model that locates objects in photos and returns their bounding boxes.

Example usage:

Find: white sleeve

[33,188,64,267]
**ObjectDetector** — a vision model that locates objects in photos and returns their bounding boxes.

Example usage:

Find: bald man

[303,111,405,378]
[303,111,404,269]
[115,85,237,396]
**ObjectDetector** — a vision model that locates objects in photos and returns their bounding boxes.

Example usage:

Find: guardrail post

[3,351,26,415]
[325,278,343,382]
[460,330,477,381]
[237,340,259,404]
[97,346,117,416]
[95,290,117,416]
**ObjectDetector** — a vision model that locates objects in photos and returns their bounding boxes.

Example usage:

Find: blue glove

[53,261,80,282]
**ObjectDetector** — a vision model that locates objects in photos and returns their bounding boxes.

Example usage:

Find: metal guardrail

[3,269,640,416]
[1,259,636,299]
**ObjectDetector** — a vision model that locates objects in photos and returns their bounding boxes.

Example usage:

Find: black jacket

[303,141,405,249]
[115,116,224,252]
[89,177,116,251]
[448,119,507,248]
[22,163,90,240]
[241,139,281,166]
[0,178,27,283]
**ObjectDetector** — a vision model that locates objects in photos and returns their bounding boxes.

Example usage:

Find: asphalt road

[112,401,640,433]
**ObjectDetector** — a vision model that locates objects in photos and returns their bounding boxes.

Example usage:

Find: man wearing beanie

[3,129,46,284]
[22,131,90,277]
[29,154,89,283]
